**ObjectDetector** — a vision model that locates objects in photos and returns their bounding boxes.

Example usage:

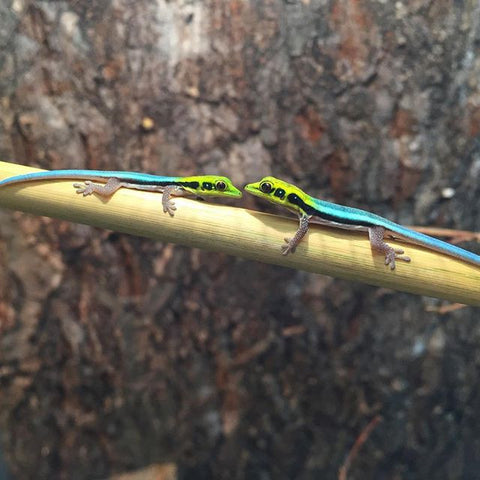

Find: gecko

[244,176,480,269]
[0,169,242,216]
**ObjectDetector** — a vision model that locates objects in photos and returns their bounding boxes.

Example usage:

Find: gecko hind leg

[368,226,411,270]
[73,177,124,197]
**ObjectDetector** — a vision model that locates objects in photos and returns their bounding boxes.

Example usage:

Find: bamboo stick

[0,161,478,306]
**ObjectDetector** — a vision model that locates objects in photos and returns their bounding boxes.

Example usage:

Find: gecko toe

[385,253,396,269]
[73,183,86,194]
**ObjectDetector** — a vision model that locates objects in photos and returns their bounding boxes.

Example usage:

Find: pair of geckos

[0,169,479,269]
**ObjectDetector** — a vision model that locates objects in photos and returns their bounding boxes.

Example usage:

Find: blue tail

[0,170,179,187]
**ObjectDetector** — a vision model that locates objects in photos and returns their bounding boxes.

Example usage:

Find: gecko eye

[216,180,227,191]
[260,182,273,194]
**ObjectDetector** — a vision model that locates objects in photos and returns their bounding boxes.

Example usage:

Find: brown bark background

[1,1,480,479]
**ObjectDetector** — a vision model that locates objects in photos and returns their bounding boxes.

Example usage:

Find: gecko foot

[163,200,177,217]
[384,248,411,270]
[73,181,95,196]
[281,237,297,256]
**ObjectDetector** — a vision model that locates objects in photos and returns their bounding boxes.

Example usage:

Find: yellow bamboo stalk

[0,160,479,305]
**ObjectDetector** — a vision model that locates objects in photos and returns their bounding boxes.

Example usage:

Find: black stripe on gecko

[286,193,374,227]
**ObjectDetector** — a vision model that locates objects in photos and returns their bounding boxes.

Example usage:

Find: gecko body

[244,176,480,269]
[0,169,242,216]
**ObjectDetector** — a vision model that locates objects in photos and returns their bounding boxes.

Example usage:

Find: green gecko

[0,169,242,215]
[244,176,480,269]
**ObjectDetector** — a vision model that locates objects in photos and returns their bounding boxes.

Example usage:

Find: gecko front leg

[281,214,311,255]
[161,185,186,217]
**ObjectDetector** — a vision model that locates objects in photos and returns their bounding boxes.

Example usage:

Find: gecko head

[181,176,242,198]
[244,176,308,215]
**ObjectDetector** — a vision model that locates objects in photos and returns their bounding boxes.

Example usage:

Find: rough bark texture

[1,1,480,479]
